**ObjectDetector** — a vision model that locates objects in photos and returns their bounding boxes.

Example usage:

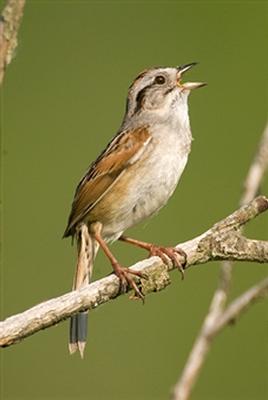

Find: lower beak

[177,62,206,90]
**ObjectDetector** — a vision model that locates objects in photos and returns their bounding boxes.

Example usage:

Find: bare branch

[171,276,268,400]
[0,0,25,85]
[241,122,268,206]
[213,277,268,335]
[0,196,267,348]
[171,123,268,400]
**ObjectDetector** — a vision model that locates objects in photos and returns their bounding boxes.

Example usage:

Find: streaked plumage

[64,63,205,357]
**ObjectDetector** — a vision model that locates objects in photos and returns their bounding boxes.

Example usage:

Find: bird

[63,63,206,357]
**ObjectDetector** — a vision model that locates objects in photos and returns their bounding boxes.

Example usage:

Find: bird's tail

[68,224,99,358]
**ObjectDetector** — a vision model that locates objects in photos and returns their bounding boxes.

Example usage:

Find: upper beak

[177,62,207,90]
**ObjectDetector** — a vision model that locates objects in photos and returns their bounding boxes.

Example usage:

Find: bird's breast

[99,125,191,241]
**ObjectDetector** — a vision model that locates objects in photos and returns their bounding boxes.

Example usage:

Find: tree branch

[0,0,25,85]
[171,122,268,400]
[0,195,267,348]
[213,277,268,335]
[171,276,268,400]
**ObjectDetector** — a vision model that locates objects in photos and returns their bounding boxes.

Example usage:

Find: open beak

[177,62,206,90]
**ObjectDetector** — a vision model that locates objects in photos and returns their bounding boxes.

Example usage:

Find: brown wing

[63,126,151,237]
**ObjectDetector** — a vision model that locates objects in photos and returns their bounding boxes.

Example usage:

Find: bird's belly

[98,141,189,241]
[125,151,188,223]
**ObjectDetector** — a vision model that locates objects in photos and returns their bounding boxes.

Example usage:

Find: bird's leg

[91,223,145,301]
[119,236,187,279]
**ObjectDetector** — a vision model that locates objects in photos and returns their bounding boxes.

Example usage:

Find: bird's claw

[149,245,187,280]
[113,263,145,302]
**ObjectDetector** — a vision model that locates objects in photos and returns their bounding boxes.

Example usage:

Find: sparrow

[63,63,206,357]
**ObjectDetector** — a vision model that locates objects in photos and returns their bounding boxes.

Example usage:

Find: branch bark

[171,122,268,400]
[0,195,267,347]
[0,0,25,85]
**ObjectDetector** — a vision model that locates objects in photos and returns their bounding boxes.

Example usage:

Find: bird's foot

[112,262,146,302]
[148,245,186,280]
[119,236,187,279]
[92,226,147,301]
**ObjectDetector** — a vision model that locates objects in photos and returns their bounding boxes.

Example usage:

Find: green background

[1,1,267,399]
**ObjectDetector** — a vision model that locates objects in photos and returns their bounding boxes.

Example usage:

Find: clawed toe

[113,263,145,302]
[149,245,187,280]
[119,236,187,279]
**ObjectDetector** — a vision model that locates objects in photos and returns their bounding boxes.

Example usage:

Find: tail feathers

[69,224,99,357]
[72,224,93,291]
[69,313,88,358]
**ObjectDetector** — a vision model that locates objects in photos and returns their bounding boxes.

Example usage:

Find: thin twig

[0,196,267,348]
[213,277,268,335]
[171,123,268,400]
[241,122,268,206]
[171,276,268,400]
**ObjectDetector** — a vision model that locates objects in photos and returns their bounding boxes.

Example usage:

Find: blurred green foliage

[0,1,267,399]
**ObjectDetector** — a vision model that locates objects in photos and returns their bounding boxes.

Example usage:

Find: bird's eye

[155,75,166,85]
